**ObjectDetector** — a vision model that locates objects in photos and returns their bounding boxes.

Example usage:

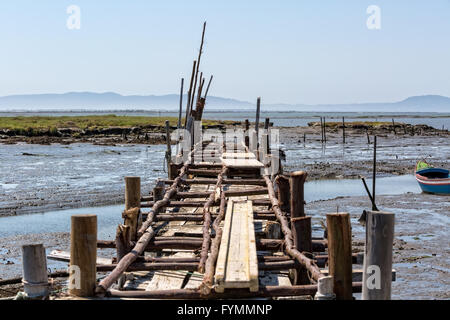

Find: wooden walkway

[49,141,380,299]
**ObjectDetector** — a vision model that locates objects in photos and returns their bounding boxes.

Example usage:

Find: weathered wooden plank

[48,250,112,265]
[221,152,256,159]
[221,158,264,169]
[215,200,258,292]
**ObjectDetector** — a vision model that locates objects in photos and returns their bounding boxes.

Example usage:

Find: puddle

[0,205,123,240]
[305,175,420,202]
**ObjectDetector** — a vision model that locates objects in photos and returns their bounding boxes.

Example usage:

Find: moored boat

[415,161,450,195]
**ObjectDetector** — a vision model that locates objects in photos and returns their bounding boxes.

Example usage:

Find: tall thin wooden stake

[190,22,207,111]
[323,117,327,143]
[204,75,213,99]
[165,120,172,176]
[342,117,346,144]
[22,244,49,298]
[69,214,97,297]
[326,213,353,300]
[320,117,324,143]
[244,119,250,147]
[362,211,395,300]
[184,60,197,128]
[372,136,377,211]
[178,78,184,129]
[255,97,261,141]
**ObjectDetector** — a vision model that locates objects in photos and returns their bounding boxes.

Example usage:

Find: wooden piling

[244,119,250,147]
[362,211,395,300]
[125,177,141,210]
[326,213,353,300]
[165,120,172,177]
[372,136,377,211]
[291,216,312,284]
[69,214,97,297]
[320,117,323,143]
[323,117,326,143]
[153,179,165,202]
[392,119,396,135]
[289,171,307,218]
[255,97,261,141]
[178,78,184,129]
[342,117,346,144]
[275,175,290,212]
[124,177,141,240]
[21,244,49,298]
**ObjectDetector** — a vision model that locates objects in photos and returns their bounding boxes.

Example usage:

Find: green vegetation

[0,115,234,132]
[324,121,393,127]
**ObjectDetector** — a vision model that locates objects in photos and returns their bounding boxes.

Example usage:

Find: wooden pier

[14,22,395,301]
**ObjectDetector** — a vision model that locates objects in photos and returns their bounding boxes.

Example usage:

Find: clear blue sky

[0,0,449,104]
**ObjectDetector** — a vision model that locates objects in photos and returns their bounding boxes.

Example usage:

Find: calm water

[0,175,420,239]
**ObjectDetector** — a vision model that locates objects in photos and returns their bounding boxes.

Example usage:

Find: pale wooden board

[221,152,256,159]
[47,250,112,265]
[221,158,264,169]
[215,199,259,292]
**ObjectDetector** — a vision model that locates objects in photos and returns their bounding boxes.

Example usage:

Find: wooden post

[124,177,141,240]
[21,244,49,298]
[244,119,250,147]
[165,120,172,177]
[366,129,371,144]
[342,117,346,144]
[264,117,270,130]
[289,171,309,285]
[323,117,326,143]
[326,213,353,300]
[255,97,261,142]
[264,117,270,155]
[392,119,396,135]
[320,117,323,143]
[153,179,165,202]
[275,175,290,212]
[69,214,97,297]
[291,216,312,284]
[178,78,184,129]
[125,177,141,210]
[372,136,377,211]
[362,211,395,300]
[184,60,196,128]
[289,171,307,218]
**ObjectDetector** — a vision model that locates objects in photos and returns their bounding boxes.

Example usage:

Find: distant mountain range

[0,92,449,112]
